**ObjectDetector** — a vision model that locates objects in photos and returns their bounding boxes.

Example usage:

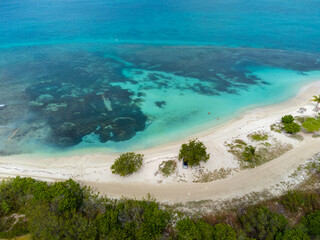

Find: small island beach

[1,80,320,203]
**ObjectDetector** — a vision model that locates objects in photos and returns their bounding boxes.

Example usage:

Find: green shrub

[283,122,301,134]
[213,223,236,240]
[248,132,268,141]
[178,139,210,167]
[113,199,170,239]
[176,218,213,239]
[281,226,310,240]
[302,117,320,132]
[281,190,305,212]
[281,115,294,124]
[159,160,177,177]
[242,145,257,162]
[0,177,39,215]
[0,217,29,239]
[48,179,84,213]
[301,210,320,236]
[111,152,143,176]
[281,190,318,213]
[240,207,288,240]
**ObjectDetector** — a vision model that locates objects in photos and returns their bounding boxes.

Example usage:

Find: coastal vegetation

[302,117,320,133]
[281,115,301,134]
[158,160,177,177]
[1,177,320,239]
[111,152,143,176]
[227,138,292,169]
[178,139,210,167]
[248,132,269,141]
[193,168,232,183]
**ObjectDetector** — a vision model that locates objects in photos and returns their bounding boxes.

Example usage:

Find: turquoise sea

[1,0,320,156]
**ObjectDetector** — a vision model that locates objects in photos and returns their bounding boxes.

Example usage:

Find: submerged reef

[1,44,320,154]
[25,83,146,146]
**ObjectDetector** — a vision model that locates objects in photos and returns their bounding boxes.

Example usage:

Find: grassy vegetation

[193,168,232,183]
[270,123,282,133]
[1,176,320,239]
[248,132,269,141]
[158,160,177,177]
[302,117,320,133]
[227,139,292,169]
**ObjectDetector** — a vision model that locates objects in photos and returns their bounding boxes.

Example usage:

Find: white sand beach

[0,81,320,203]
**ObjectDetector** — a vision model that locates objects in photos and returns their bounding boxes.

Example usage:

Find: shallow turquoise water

[1,1,320,156]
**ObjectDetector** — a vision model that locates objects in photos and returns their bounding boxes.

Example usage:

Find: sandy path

[84,137,320,203]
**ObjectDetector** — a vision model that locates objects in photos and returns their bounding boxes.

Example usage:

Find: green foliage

[302,117,320,132]
[240,207,288,240]
[301,210,320,236]
[2,176,320,240]
[310,94,320,108]
[283,122,301,134]
[248,132,268,141]
[234,139,247,145]
[0,177,38,215]
[176,218,213,240]
[212,223,236,240]
[281,226,310,240]
[111,152,143,176]
[0,217,29,239]
[113,199,170,239]
[48,179,84,213]
[281,190,318,213]
[159,160,177,177]
[242,145,257,162]
[281,115,294,124]
[179,139,210,167]
[28,204,98,240]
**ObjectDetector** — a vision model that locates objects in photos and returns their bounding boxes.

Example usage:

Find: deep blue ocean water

[0,0,320,155]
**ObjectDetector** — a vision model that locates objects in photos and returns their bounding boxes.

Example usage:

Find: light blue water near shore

[1,0,320,156]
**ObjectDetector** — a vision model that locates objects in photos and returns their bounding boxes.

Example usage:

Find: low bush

[159,160,177,177]
[248,132,268,141]
[240,207,288,240]
[302,117,320,132]
[212,223,236,240]
[242,145,257,162]
[111,152,143,176]
[281,190,318,213]
[176,218,213,239]
[283,122,301,134]
[301,210,320,236]
[281,226,310,240]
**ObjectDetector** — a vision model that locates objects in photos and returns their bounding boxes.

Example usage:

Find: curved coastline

[0,80,320,203]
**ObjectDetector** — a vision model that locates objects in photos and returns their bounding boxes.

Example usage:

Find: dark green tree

[301,210,320,237]
[49,179,84,213]
[281,226,310,240]
[176,218,213,240]
[281,115,294,124]
[111,152,143,176]
[240,207,288,240]
[178,139,210,167]
[213,223,237,240]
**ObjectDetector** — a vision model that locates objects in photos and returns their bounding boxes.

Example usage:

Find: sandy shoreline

[0,80,320,203]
